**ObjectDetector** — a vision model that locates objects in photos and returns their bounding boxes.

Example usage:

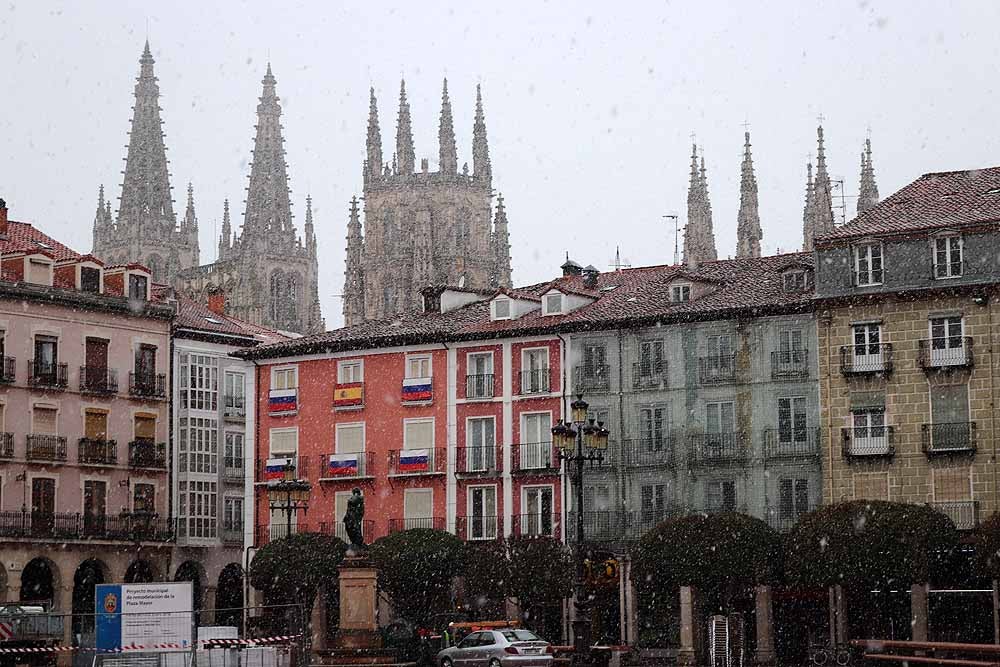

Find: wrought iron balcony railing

[565,510,630,543]
[918,338,973,370]
[632,361,668,389]
[623,436,676,467]
[841,426,895,459]
[574,364,610,392]
[511,441,559,473]
[840,343,893,375]
[318,519,376,543]
[512,513,557,538]
[519,368,551,394]
[0,432,13,458]
[26,434,67,461]
[224,396,246,419]
[256,455,308,482]
[27,360,68,390]
[456,445,502,474]
[465,374,495,399]
[320,451,375,479]
[0,510,173,542]
[223,456,245,483]
[0,356,15,383]
[455,515,501,541]
[79,366,118,394]
[688,432,749,465]
[922,422,977,456]
[129,372,167,398]
[699,354,737,384]
[763,427,821,459]
[387,447,446,476]
[388,517,444,534]
[932,500,980,530]
[77,438,117,465]
[128,439,167,469]
[222,522,244,546]
[770,349,809,379]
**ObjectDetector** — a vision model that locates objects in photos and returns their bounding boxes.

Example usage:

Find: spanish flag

[334,382,364,408]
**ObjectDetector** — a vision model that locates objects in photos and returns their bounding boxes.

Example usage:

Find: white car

[437,629,552,667]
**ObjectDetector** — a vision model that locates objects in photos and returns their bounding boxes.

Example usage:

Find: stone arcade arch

[72,558,109,642]
[124,559,158,584]
[174,560,206,622]
[215,563,245,629]
[20,557,59,609]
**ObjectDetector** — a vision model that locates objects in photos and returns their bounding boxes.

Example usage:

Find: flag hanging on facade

[268,388,297,414]
[398,448,430,473]
[401,377,432,402]
[328,453,360,477]
[333,383,363,408]
[264,457,292,481]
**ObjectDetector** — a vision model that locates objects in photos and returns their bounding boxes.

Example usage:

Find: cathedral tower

[857,137,880,215]
[735,132,762,258]
[803,125,836,251]
[92,41,199,282]
[343,80,513,325]
[683,144,717,265]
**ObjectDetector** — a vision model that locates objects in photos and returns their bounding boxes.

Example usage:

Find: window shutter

[337,425,364,453]
[405,420,434,450]
[33,407,58,435]
[134,414,156,440]
[85,410,108,440]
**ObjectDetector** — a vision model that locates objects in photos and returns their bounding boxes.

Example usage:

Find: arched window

[286,274,301,324]
[269,270,285,323]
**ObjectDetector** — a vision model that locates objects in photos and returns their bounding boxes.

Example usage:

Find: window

[853,242,884,286]
[33,335,58,379]
[405,355,431,379]
[933,235,962,279]
[178,480,217,539]
[778,479,809,526]
[929,316,966,366]
[851,323,885,370]
[224,432,244,472]
[492,298,511,320]
[134,413,156,441]
[180,354,218,411]
[520,413,552,469]
[466,417,496,471]
[271,366,297,390]
[404,418,434,449]
[128,273,148,300]
[83,480,107,533]
[638,406,668,450]
[84,410,108,441]
[468,486,498,540]
[27,259,52,285]
[707,334,733,360]
[133,483,155,513]
[783,271,807,292]
[521,348,549,393]
[338,360,363,384]
[336,423,364,454]
[671,284,691,302]
[640,484,666,523]
[522,486,553,536]
[403,488,433,525]
[543,292,563,315]
[777,397,808,444]
[929,384,972,451]
[582,485,611,512]
[467,352,493,399]
[178,417,218,474]
[637,340,665,379]
[223,496,244,532]
[32,405,58,435]
[269,428,298,457]
[80,266,101,293]
[224,372,245,415]
[777,330,804,360]
[135,344,156,378]
[849,409,889,456]
[706,479,737,512]
[706,401,735,449]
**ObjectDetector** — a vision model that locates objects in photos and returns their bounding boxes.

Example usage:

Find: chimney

[421,158,429,173]
[0,198,8,237]
[207,291,226,316]
[560,255,583,277]
[582,264,600,289]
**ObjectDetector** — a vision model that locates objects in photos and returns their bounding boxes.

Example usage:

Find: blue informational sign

[95,584,123,651]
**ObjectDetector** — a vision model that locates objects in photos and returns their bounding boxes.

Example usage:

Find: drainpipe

[557,334,570,537]
[821,310,835,506]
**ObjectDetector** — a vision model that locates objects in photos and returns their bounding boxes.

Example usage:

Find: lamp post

[552,395,609,665]
[266,460,311,540]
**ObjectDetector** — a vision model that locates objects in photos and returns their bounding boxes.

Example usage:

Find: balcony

[632,361,668,390]
[388,517,444,533]
[128,439,167,469]
[26,434,67,462]
[765,507,814,533]
[224,396,246,420]
[574,364,610,393]
[519,368,551,395]
[129,371,167,399]
[0,356,14,383]
[699,354,737,384]
[465,374,495,400]
[840,344,893,376]
[512,513,557,538]
[254,522,317,546]
[455,445,502,475]
[455,515,500,541]
[222,522,244,546]
[78,438,117,465]
[512,441,559,473]
[319,519,376,543]
[771,349,809,379]
[631,508,679,538]
[271,387,301,414]
[320,451,375,480]
[763,428,821,459]
[932,500,980,530]
[79,366,118,395]
[223,456,245,483]
[565,511,629,543]
[0,510,173,542]
[27,360,68,390]
[387,447,446,476]
[401,377,433,404]
[688,432,749,466]
[623,436,676,467]
[841,426,895,460]
[0,432,13,458]
[918,338,973,370]
[922,422,977,456]
[256,455,310,482]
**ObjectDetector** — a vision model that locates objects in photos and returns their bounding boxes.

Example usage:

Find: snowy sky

[2,1,999,328]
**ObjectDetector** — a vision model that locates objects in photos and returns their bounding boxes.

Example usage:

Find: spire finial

[736,129,762,258]
[395,78,415,174]
[857,135,880,215]
[438,76,458,174]
[472,83,491,183]
[684,144,717,266]
[365,86,383,181]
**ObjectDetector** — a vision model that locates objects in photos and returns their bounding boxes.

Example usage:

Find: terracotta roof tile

[175,296,290,345]
[1,220,80,261]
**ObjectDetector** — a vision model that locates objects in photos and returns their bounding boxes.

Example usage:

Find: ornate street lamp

[553,395,609,665]
[266,459,311,539]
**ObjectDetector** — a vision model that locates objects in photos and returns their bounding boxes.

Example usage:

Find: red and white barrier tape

[0,633,302,654]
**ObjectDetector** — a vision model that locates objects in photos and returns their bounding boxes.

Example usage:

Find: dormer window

[783,270,807,292]
[80,267,101,294]
[128,274,148,300]
[491,298,511,321]
[853,242,884,286]
[27,258,53,286]
[671,284,691,303]
[933,234,962,279]
[543,292,564,316]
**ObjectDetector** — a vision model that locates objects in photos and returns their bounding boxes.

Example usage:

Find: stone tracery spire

[218,198,231,260]
[117,40,176,230]
[804,124,836,250]
[343,195,365,326]
[365,87,382,183]
[683,144,718,265]
[304,194,316,252]
[395,80,415,175]
[182,183,198,231]
[491,193,512,287]
[438,78,458,174]
[736,132,762,258]
[802,160,816,251]
[472,84,492,185]
[857,137,880,215]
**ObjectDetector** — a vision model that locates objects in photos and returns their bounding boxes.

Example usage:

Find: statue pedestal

[334,556,382,649]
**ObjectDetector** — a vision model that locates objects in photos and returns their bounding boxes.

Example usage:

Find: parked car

[437,628,552,667]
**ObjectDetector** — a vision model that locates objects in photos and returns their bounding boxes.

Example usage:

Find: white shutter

[336,424,364,453]
[403,489,433,519]
[404,420,433,450]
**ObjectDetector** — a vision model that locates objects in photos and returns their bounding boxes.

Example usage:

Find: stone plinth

[334,557,382,650]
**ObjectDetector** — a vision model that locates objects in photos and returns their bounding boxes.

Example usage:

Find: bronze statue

[344,487,365,549]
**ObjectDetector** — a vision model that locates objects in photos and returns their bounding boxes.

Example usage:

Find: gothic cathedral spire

[395,80,415,175]
[736,131,762,258]
[801,160,816,251]
[857,137,880,215]
[365,87,383,182]
[683,144,717,265]
[218,198,231,261]
[343,196,366,326]
[242,63,294,246]
[438,78,458,174]
[492,193,512,287]
[473,84,492,186]
[804,125,836,250]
